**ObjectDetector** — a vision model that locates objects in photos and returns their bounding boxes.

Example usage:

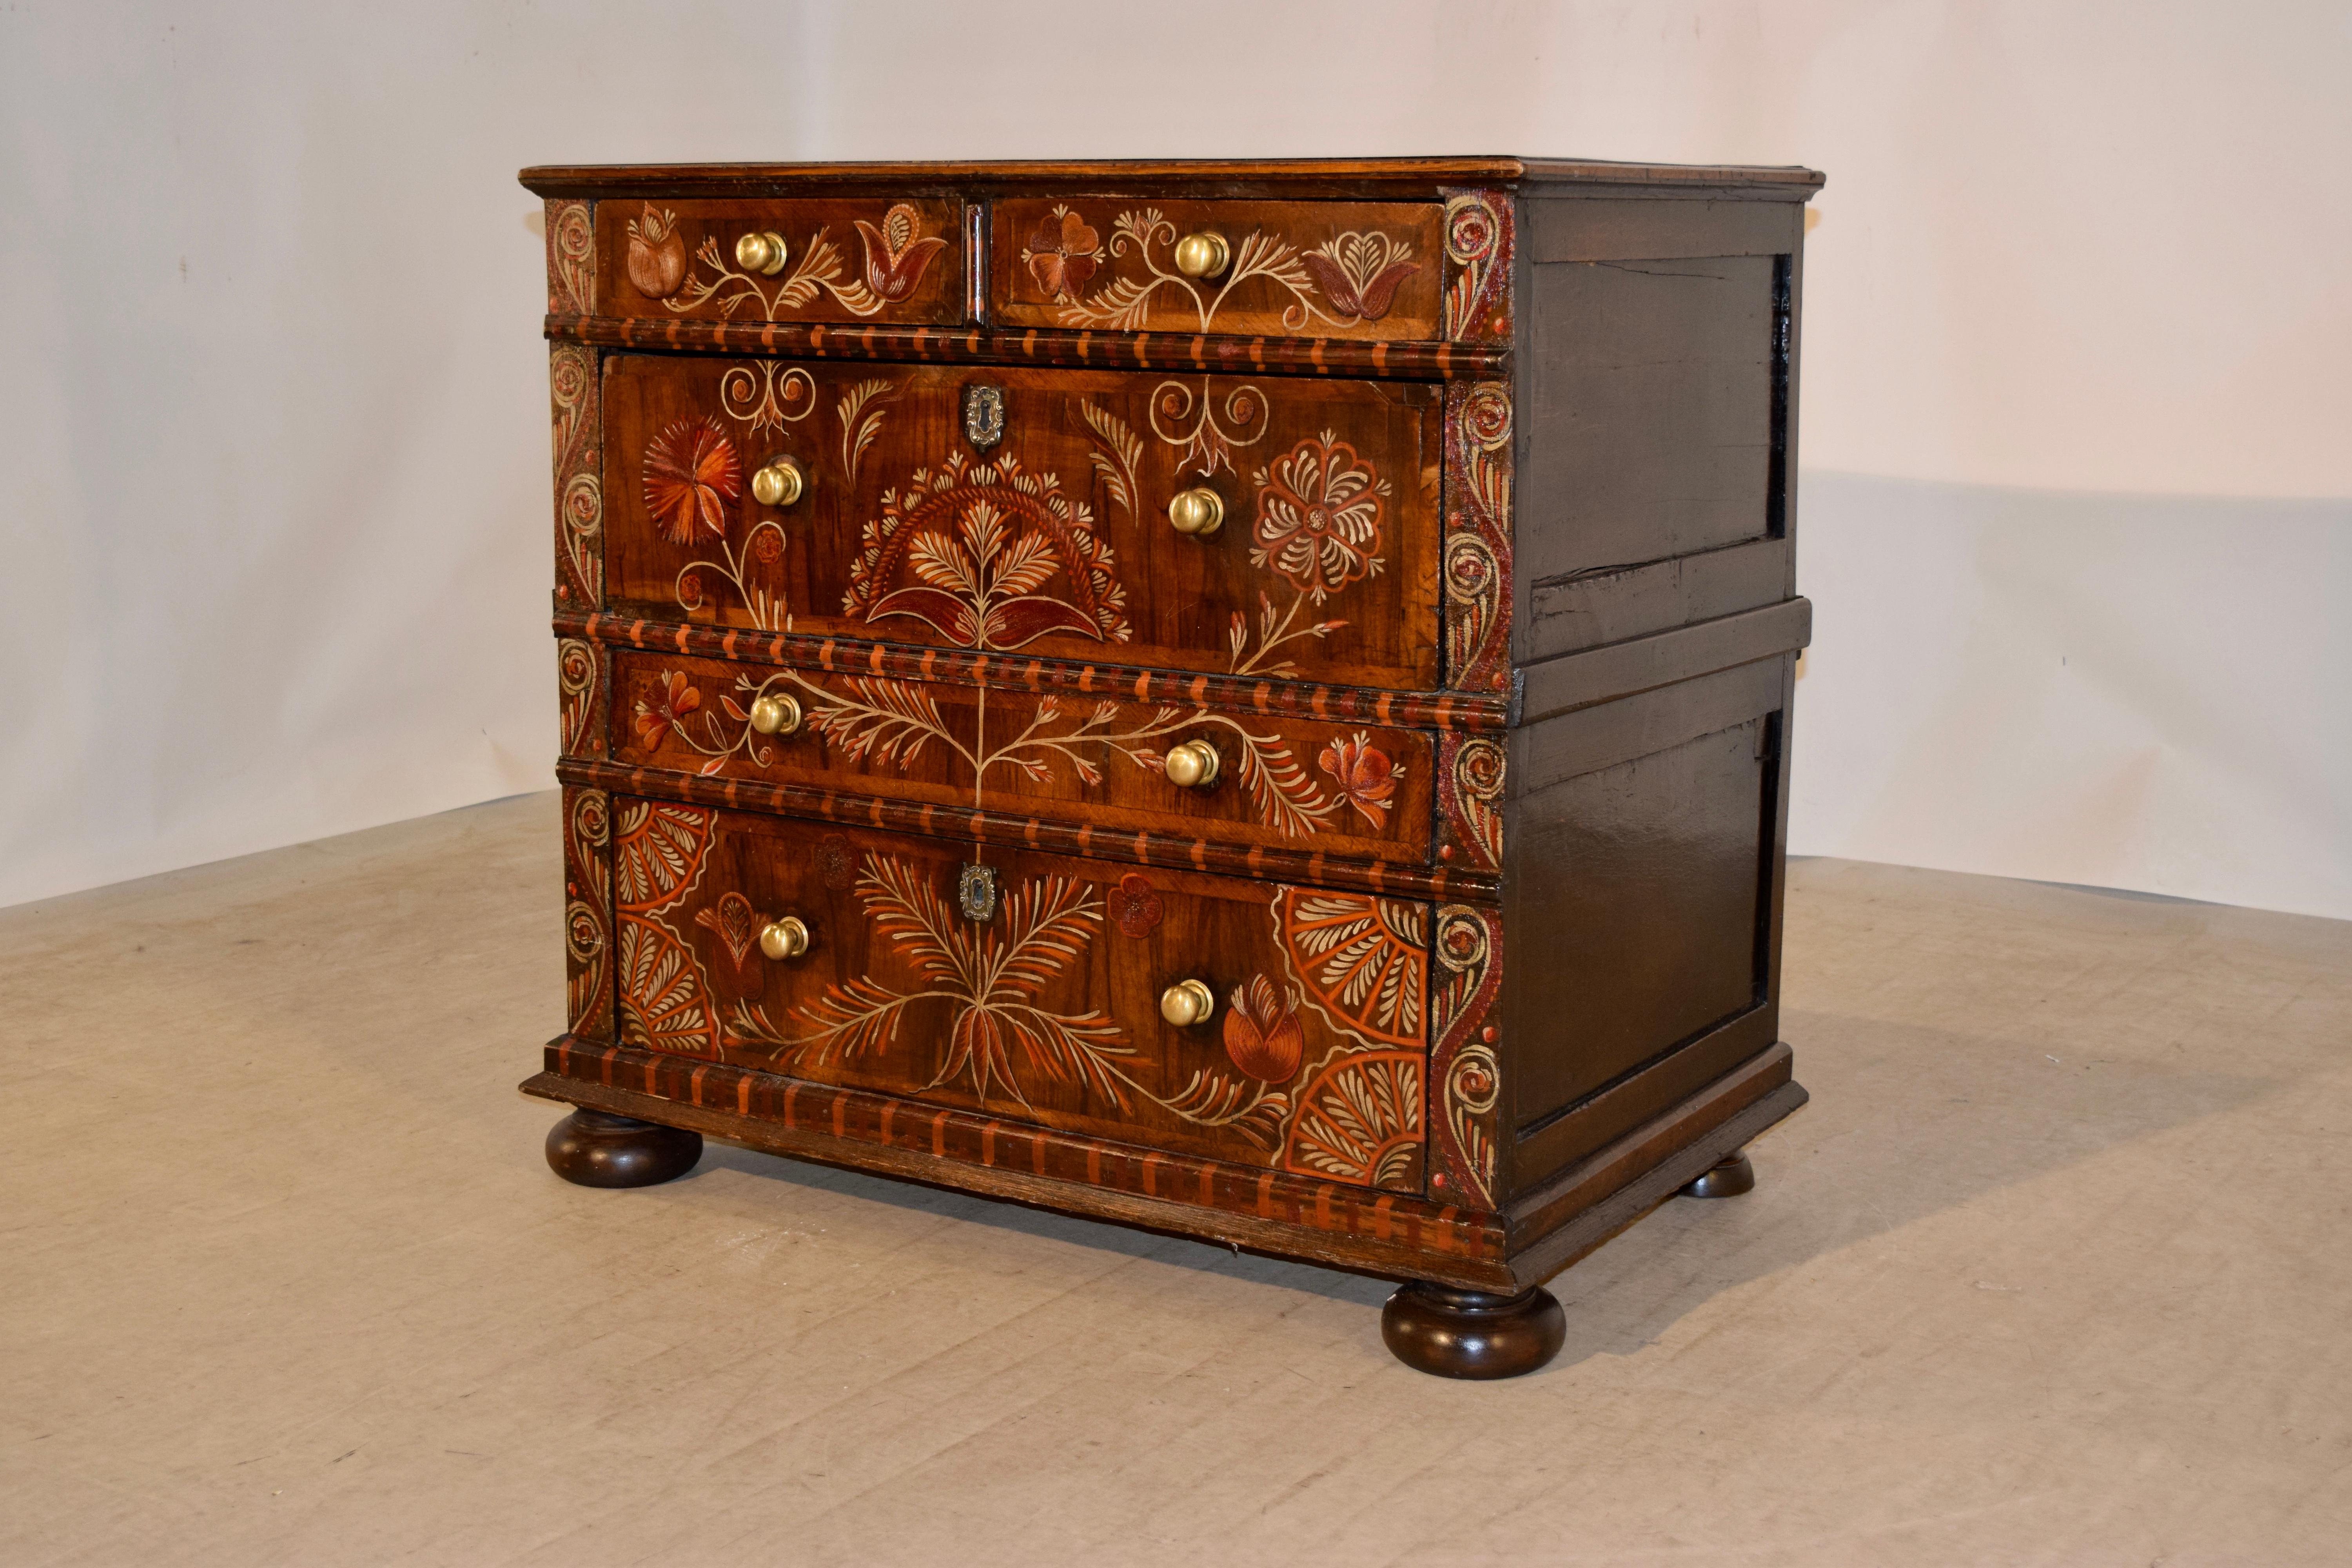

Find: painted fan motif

[1272,887,1426,1050]
[641,417,742,545]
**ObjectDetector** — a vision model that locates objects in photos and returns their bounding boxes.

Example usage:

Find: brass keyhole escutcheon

[1173,232,1230,280]
[1167,487,1223,537]
[735,231,789,276]
[751,456,805,507]
[758,916,810,961]
[1159,979,1216,1029]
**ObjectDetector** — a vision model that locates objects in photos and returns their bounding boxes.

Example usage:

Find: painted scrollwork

[544,199,594,316]
[1427,903,1504,1209]
[1440,734,1505,871]
[718,362,817,436]
[562,787,613,1038]
[1441,190,1513,341]
[549,343,601,608]
[557,637,603,759]
[1147,377,1270,478]
[1443,381,1513,691]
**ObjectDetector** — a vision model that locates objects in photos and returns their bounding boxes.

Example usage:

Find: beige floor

[4,793,2348,1567]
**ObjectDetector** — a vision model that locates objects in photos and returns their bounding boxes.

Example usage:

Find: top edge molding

[518,156,1826,202]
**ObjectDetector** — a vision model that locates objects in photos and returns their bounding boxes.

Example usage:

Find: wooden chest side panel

[1500,656,1790,1194]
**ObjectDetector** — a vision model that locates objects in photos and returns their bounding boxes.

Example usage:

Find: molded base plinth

[546,1109,702,1188]
[1680,1150,1755,1200]
[1381,1282,1566,1379]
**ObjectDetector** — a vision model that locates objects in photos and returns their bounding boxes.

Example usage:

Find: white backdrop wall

[4,1,2348,916]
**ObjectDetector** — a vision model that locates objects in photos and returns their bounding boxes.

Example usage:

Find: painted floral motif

[1222,975,1305,1083]
[612,801,720,1059]
[633,670,702,748]
[845,452,1130,652]
[1319,732,1401,830]
[642,418,742,545]
[1108,873,1163,938]
[1252,432,1390,603]
[694,891,762,973]
[1299,234,1419,323]
[1020,207,1101,300]
[665,206,946,321]
[855,203,950,302]
[1040,207,1420,335]
[625,204,688,299]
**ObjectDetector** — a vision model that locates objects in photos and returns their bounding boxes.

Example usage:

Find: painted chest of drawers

[519,158,1822,1377]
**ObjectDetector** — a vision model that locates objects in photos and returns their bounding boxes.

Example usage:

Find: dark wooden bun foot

[1680,1150,1756,1199]
[545,1109,703,1188]
[1381,1282,1566,1379]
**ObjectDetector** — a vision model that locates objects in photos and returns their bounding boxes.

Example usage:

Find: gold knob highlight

[735,231,789,276]
[1167,487,1223,537]
[1173,231,1230,279]
[758,916,810,961]
[1163,739,1221,789]
[1160,978,1216,1029]
[751,457,804,507]
[748,691,802,736]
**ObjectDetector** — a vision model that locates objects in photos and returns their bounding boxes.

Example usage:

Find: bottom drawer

[607,797,1431,1193]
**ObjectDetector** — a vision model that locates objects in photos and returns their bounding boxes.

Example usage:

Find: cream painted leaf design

[612,801,713,909]
[1272,887,1427,1050]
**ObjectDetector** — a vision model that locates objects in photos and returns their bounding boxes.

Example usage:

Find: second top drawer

[600,355,1441,690]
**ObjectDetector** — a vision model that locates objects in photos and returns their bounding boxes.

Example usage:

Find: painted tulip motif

[625,205,688,299]
[1222,974,1306,1083]
[694,891,761,973]
[1300,232,1419,323]
[853,203,948,302]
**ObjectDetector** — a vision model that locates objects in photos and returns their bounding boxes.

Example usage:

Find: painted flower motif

[625,204,688,299]
[1107,873,1163,938]
[1021,206,1100,301]
[642,417,742,545]
[694,891,760,972]
[752,526,784,564]
[854,203,948,302]
[1251,431,1390,603]
[1222,975,1305,1083]
[634,670,701,747]
[1319,732,1401,829]
[1299,234,1419,323]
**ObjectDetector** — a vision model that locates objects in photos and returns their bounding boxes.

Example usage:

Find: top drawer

[991,199,1447,341]
[592,198,967,325]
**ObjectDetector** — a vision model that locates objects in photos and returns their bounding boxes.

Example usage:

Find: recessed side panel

[1500,656,1788,1194]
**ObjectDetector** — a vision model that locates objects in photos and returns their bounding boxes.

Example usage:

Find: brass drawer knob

[751,456,805,507]
[1172,231,1230,279]
[1163,739,1220,789]
[1159,978,1216,1029]
[748,692,802,736]
[758,916,810,961]
[735,230,789,276]
[1167,487,1223,537]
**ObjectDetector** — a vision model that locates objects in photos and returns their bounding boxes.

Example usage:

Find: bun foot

[1680,1150,1756,1199]
[545,1109,702,1188]
[1382,1282,1566,1379]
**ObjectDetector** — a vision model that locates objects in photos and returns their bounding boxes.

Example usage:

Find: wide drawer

[610,649,1433,859]
[592,198,966,324]
[600,355,1439,689]
[607,798,1431,1191]
[991,198,1447,340]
